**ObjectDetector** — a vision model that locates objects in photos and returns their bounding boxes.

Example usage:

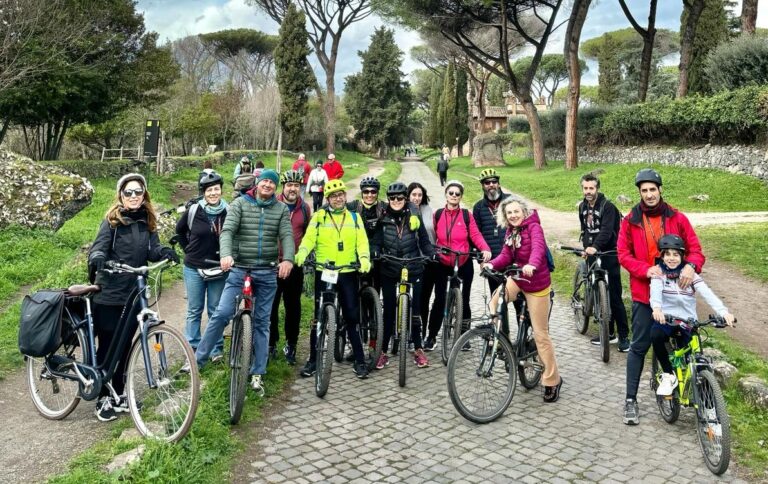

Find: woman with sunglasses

[371,182,435,369]
[408,182,436,340]
[347,176,387,290]
[87,173,179,422]
[424,180,491,351]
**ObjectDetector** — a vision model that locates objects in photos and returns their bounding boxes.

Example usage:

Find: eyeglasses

[328,192,345,199]
[122,188,145,197]
[388,195,406,202]
[362,189,378,195]
[446,191,462,197]
[482,179,499,186]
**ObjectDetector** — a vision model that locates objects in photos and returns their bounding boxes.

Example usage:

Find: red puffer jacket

[617,204,705,304]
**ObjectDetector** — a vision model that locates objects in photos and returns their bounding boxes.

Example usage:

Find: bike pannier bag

[18,290,65,357]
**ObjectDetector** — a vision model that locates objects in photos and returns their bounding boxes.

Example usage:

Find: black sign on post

[143,120,160,159]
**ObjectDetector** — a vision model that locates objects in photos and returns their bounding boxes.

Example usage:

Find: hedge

[506,107,611,148]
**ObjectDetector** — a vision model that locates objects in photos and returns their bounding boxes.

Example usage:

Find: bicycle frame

[663,320,712,407]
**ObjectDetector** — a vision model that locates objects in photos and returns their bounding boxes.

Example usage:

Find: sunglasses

[362,189,378,195]
[122,188,145,197]
[446,191,462,197]
[388,195,406,202]
[482,179,499,186]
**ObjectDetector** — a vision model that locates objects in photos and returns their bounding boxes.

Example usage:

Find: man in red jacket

[323,153,344,181]
[618,168,705,425]
[291,153,311,198]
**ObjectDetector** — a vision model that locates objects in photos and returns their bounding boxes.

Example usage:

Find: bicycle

[649,315,733,475]
[304,259,360,398]
[447,266,551,423]
[377,254,430,387]
[560,246,614,363]
[332,272,383,372]
[25,259,200,442]
[206,259,276,424]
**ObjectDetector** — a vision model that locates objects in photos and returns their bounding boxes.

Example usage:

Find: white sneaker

[656,373,678,396]
[250,375,265,397]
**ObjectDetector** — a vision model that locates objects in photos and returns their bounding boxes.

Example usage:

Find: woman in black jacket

[87,173,178,422]
[175,171,228,361]
[371,182,435,370]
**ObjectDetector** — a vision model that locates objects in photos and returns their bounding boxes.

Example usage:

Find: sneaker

[95,397,117,422]
[656,373,678,396]
[543,378,564,403]
[353,362,369,379]
[461,341,471,351]
[623,398,639,425]
[618,337,630,353]
[413,349,429,368]
[179,361,191,374]
[250,375,265,397]
[407,341,415,352]
[376,354,390,370]
[113,395,130,413]
[423,337,436,352]
[590,334,617,345]
[210,354,224,364]
[283,344,296,365]
[300,360,316,377]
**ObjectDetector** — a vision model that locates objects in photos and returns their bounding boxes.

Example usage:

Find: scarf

[639,198,668,218]
[659,260,684,280]
[199,198,228,216]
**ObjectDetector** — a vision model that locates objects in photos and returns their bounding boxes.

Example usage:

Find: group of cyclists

[85,153,735,425]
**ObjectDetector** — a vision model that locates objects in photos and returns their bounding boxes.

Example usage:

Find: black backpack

[18,290,65,357]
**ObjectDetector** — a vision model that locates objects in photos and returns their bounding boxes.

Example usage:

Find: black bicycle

[25,260,200,442]
[561,246,614,363]
[333,271,383,372]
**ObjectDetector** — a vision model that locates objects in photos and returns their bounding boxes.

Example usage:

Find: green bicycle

[650,315,732,475]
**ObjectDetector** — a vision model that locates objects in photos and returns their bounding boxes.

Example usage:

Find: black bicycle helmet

[657,234,685,253]
[386,181,408,196]
[360,176,381,191]
[634,168,662,187]
[199,170,223,191]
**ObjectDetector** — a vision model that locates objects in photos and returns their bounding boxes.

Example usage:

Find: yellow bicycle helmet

[479,168,500,182]
[324,179,347,197]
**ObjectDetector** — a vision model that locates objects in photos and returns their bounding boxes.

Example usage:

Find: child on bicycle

[651,234,735,396]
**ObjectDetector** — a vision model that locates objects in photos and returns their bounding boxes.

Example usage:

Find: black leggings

[381,272,423,352]
[427,261,474,339]
[93,302,137,398]
[308,271,365,364]
[311,192,324,211]
[269,264,304,348]
[651,324,690,374]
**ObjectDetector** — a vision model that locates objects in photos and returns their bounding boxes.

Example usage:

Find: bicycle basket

[18,290,65,357]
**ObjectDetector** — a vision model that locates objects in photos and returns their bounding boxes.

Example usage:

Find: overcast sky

[137,0,767,88]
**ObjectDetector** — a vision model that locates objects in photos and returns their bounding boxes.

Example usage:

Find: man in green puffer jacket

[195,169,295,397]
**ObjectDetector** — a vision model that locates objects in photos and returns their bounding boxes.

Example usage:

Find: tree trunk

[0,118,9,146]
[564,0,592,170]
[678,0,705,99]
[741,0,758,34]
[638,0,657,102]
[521,96,546,169]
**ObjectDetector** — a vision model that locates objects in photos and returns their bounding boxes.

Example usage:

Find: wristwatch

[687,262,697,271]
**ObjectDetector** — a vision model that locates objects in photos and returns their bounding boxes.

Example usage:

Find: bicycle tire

[360,286,383,370]
[315,304,336,398]
[447,326,517,424]
[229,311,252,425]
[572,263,590,334]
[596,280,611,363]
[441,287,463,366]
[517,318,542,390]
[695,369,731,475]
[334,329,346,364]
[26,320,85,420]
[398,293,409,387]
[651,349,680,423]
[126,324,200,442]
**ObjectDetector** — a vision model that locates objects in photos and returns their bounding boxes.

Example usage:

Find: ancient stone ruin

[471,132,505,167]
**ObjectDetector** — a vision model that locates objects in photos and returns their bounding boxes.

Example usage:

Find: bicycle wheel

[229,311,252,425]
[398,294,409,388]
[315,304,337,398]
[26,320,85,420]
[695,369,731,475]
[334,328,346,363]
[595,280,611,363]
[447,326,517,424]
[126,324,200,442]
[651,351,681,423]
[517,319,542,390]
[571,263,590,334]
[441,288,463,366]
[360,286,383,370]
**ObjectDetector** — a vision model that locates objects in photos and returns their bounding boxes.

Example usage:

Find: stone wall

[543,144,768,182]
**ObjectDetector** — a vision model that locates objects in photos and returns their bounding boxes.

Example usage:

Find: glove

[409,215,421,231]
[88,255,106,284]
[359,257,371,274]
[161,247,180,264]
[295,248,308,267]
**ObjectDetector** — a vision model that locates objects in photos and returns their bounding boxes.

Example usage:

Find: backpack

[18,290,65,357]
[315,207,359,230]
[434,207,470,228]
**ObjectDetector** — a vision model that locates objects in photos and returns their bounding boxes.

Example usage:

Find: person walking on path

[269,170,312,366]
[618,168,705,425]
[292,153,311,198]
[195,169,295,397]
[436,155,449,187]
[307,160,329,211]
[577,173,630,352]
[323,153,344,181]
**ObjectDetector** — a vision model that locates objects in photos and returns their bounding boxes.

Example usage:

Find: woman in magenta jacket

[483,197,563,403]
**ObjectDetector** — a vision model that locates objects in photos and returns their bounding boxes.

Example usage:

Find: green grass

[427,154,768,213]
[698,223,768,283]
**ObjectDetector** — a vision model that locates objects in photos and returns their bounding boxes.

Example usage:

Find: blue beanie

[258,169,280,185]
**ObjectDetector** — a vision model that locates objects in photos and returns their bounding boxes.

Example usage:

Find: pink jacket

[433,206,490,267]
[489,210,551,293]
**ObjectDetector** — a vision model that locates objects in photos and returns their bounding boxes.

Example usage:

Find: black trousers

[438,171,447,186]
[626,302,653,400]
[93,302,137,398]
[311,192,324,211]
[427,261,474,339]
[381,272,423,352]
[588,255,629,339]
[651,324,691,374]
[308,271,365,364]
[269,264,304,348]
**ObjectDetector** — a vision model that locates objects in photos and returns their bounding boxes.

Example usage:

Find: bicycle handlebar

[105,259,172,275]
[480,265,529,283]
[558,245,617,257]
[203,259,276,270]
[376,254,431,265]
[664,314,735,329]
[434,245,484,259]
[304,260,360,271]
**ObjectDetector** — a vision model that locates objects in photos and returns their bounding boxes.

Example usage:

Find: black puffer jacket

[88,208,166,305]
[371,205,434,279]
[473,192,511,258]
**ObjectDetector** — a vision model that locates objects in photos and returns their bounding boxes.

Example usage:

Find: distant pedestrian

[436,155,449,187]
[292,153,311,198]
[307,160,329,211]
[323,153,344,180]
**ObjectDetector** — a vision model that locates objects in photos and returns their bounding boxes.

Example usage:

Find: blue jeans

[195,267,278,375]
[183,265,226,356]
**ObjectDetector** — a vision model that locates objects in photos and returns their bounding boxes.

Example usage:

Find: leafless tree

[170,36,217,96]
[618,0,657,102]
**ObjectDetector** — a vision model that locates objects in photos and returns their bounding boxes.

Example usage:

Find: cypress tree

[683,0,729,93]
[597,33,621,104]
[441,62,457,149]
[455,68,469,154]
[429,74,444,147]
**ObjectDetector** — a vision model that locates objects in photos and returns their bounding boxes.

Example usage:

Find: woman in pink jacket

[424,180,491,351]
[484,197,562,403]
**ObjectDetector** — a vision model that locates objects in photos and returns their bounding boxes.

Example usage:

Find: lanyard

[444,208,461,242]
[642,214,663,245]
[394,215,407,240]
[329,211,347,238]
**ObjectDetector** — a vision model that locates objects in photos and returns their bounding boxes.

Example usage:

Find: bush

[507,117,530,133]
[505,107,611,148]
[705,36,768,92]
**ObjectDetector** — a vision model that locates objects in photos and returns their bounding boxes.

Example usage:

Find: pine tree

[683,0,729,93]
[455,68,469,155]
[597,33,621,104]
[441,62,457,149]
[429,74,444,147]
[274,4,314,148]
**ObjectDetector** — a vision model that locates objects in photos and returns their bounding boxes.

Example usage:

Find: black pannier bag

[18,290,66,357]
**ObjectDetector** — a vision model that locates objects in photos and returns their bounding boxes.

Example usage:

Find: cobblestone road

[239,162,746,483]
